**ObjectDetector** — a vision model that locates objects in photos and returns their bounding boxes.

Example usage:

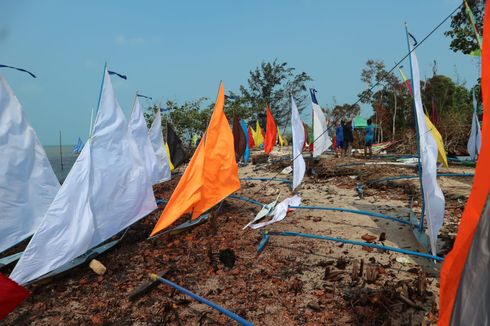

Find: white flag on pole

[128,96,162,184]
[467,90,482,160]
[310,89,331,157]
[0,75,60,254]
[11,68,157,285]
[291,96,306,191]
[250,195,301,229]
[409,36,445,256]
[148,109,171,183]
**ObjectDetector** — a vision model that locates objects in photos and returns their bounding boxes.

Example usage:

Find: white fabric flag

[128,96,162,185]
[250,195,301,229]
[311,90,332,157]
[0,75,60,254]
[467,90,482,161]
[11,69,157,285]
[148,109,171,183]
[291,96,306,191]
[409,38,446,256]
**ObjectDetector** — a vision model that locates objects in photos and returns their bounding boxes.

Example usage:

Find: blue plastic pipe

[240,177,291,184]
[369,173,474,185]
[260,230,443,262]
[150,274,254,326]
[228,195,412,225]
[289,205,412,225]
[228,195,263,207]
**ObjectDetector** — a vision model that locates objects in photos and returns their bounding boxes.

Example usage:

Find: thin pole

[311,92,314,159]
[59,130,64,171]
[88,107,94,138]
[405,23,425,232]
[149,274,253,326]
[94,62,107,122]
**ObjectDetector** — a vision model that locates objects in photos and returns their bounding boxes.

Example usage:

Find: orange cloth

[150,83,240,235]
[264,104,277,155]
[438,6,490,325]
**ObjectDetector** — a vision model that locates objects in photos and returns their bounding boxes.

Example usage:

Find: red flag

[264,104,277,154]
[248,126,255,148]
[0,274,30,320]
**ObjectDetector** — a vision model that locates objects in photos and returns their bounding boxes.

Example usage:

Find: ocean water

[44,145,78,183]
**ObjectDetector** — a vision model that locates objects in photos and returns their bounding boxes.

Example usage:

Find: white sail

[467,90,482,160]
[148,109,171,183]
[128,96,161,184]
[11,68,157,285]
[291,96,306,191]
[0,75,60,254]
[409,38,445,256]
[311,91,331,157]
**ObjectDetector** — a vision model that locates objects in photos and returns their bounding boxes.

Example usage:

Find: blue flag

[240,120,250,163]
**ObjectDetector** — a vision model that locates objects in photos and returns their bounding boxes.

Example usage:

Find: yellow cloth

[165,143,175,171]
[277,127,284,146]
[424,115,448,168]
[254,120,264,147]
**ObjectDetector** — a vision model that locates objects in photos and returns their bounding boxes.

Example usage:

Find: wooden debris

[365,264,377,284]
[361,234,377,243]
[351,260,359,282]
[128,269,171,301]
[89,259,106,275]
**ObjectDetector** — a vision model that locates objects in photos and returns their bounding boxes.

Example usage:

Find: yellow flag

[165,143,175,171]
[277,127,285,146]
[255,120,264,147]
[424,115,448,168]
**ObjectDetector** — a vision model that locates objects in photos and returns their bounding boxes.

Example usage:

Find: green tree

[325,103,361,123]
[239,60,312,126]
[445,0,484,55]
[144,98,211,147]
[422,75,473,152]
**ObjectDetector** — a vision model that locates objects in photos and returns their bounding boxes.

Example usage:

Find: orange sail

[264,104,277,154]
[150,83,240,235]
[438,5,490,325]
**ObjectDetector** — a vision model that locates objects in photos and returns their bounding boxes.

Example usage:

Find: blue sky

[1,0,480,145]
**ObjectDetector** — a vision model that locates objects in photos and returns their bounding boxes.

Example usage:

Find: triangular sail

[150,83,240,235]
[128,96,161,185]
[438,6,490,323]
[0,74,60,254]
[467,89,482,160]
[310,89,331,157]
[264,105,277,154]
[409,34,445,256]
[291,96,306,191]
[166,124,187,168]
[148,110,171,183]
[232,114,246,161]
[72,137,84,154]
[10,68,157,285]
[240,120,250,163]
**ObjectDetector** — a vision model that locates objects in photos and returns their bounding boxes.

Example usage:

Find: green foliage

[358,59,399,103]
[325,103,361,124]
[239,59,312,126]
[358,58,475,153]
[445,0,484,55]
[144,98,211,146]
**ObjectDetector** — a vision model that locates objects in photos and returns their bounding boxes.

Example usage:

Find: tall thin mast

[59,130,64,171]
